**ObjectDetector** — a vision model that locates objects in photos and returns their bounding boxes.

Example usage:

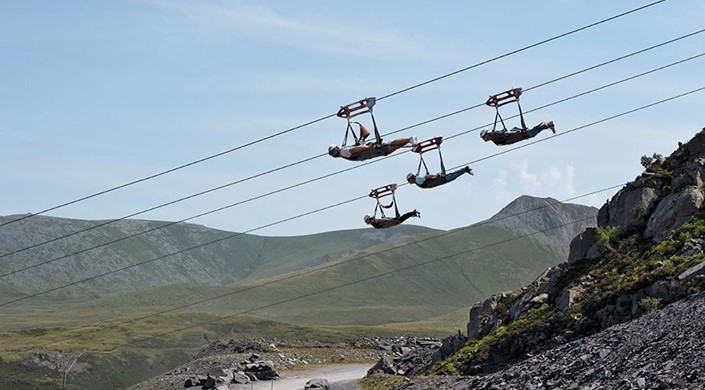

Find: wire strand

[0,1,667,229]
[1,85,701,309]
[26,183,623,350]
[3,34,702,262]
[2,55,703,279]
[377,0,667,100]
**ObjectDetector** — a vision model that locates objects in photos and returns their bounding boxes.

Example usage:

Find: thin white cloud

[509,160,577,198]
[149,0,423,59]
[492,169,511,204]
[514,160,541,191]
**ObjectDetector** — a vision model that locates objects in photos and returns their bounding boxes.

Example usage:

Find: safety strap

[413,137,446,176]
[338,97,380,146]
[369,184,399,218]
[342,119,359,146]
[487,88,526,131]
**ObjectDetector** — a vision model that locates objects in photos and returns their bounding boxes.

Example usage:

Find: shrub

[638,296,661,313]
[640,153,664,168]
[595,226,619,253]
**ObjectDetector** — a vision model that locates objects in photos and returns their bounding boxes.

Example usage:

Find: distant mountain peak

[484,195,598,258]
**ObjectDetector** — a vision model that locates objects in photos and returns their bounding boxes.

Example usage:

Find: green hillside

[90,222,574,327]
[0,195,596,389]
[0,215,436,299]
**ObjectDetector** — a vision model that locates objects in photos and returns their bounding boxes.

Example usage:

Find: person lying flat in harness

[329,96,417,161]
[407,166,473,189]
[406,136,474,189]
[364,184,420,229]
[364,209,420,229]
[328,135,417,161]
[481,87,556,146]
[480,121,555,146]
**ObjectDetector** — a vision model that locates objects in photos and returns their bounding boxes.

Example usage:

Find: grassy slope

[431,211,705,376]
[0,312,428,389]
[0,215,436,299]
[74,223,559,328]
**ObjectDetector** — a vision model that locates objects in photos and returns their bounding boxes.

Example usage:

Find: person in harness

[364,184,420,229]
[405,136,473,189]
[407,166,473,189]
[480,87,556,146]
[480,121,555,145]
[328,135,417,161]
[329,96,417,161]
[364,209,421,229]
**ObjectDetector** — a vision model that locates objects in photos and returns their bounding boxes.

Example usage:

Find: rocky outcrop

[599,130,705,242]
[567,227,601,265]
[598,185,658,234]
[467,292,510,339]
[395,292,705,390]
[368,333,466,377]
[183,354,279,389]
[644,186,704,241]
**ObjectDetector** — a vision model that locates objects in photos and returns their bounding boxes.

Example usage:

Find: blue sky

[1,0,704,237]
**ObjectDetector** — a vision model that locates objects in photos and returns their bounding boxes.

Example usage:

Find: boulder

[433,332,467,362]
[304,378,330,389]
[603,186,659,234]
[597,202,609,227]
[644,186,704,241]
[467,293,506,340]
[678,260,705,284]
[557,289,580,311]
[568,228,599,265]
[671,159,705,192]
[232,372,250,384]
[367,354,396,375]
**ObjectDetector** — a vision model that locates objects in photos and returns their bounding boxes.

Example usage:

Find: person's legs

[383,137,414,154]
[398,209,420,223]
[525,122,552,139]
[444,166,472,182]
[357,122,370,142]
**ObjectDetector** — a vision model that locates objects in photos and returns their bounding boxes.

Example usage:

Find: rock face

[463,129,705,334]
[388,128,705,388]
[644,186,704,241]
[599,129,705,243]
[394,292,705,390]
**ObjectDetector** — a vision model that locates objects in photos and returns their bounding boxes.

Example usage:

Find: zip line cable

[3,33,702,262]
[446,52,705,142]
[0,1,666,229]
[27,183,624,350]
[1,85,702,309]
[376,0,666,101]
[2,54,703,279]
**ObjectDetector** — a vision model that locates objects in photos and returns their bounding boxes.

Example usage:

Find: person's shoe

[409,135,418,146]
[414,209,421,218]
[546,121,555,134]
[465,166,474,175]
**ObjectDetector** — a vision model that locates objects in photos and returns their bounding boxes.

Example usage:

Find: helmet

[406,173,415,181]
[328,144,339,155]
[480,129,489,138]
[363,215,373,223]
